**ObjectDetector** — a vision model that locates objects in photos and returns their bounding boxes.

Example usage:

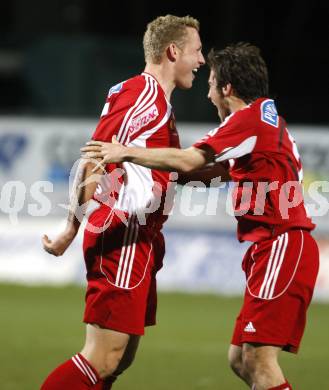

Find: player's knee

[85,348,125,379]
[228,352,241,374]
[243,345,282,383]
[242,349,269,383]
[103,347,137,379]
[102,349,126,377]
[242,348,257,377]
[228,345,244,377]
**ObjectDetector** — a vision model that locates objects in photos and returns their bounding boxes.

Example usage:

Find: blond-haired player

[41,15,205,389]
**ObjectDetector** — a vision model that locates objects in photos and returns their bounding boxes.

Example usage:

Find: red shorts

[82,205,165,335]
[231,229,319,353]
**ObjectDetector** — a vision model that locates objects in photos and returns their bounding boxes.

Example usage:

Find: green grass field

[0,283,328,389]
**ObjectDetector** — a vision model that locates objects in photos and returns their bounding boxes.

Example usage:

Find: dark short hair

[207,43,269,103]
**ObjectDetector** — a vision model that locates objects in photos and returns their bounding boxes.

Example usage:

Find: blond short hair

[143,15,200,64]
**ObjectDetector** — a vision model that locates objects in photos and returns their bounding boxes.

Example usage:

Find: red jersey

[194,98,315,242]
[92,72,180,228]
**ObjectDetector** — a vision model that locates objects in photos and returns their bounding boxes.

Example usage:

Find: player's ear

[167,43,178,62]
[222,83,232,97]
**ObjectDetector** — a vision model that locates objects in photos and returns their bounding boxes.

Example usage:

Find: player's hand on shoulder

[80,136,126,171]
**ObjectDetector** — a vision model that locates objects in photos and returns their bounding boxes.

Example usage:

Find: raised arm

[81,136,214,173]
[42,159,103,256]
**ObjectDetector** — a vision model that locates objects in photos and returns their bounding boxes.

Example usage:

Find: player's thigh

[242,343,281,367]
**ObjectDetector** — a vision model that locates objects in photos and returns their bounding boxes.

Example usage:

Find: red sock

[268,381,292,390]
[41,353,102,389]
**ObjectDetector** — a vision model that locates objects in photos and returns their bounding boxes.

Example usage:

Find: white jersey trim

[117,75,157,145]
[141,72,172,108]
[214,135,257,162]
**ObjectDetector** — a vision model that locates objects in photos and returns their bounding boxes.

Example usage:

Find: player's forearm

[123,147,202,173]
[66,160,101,233]
[42,160,102,257]
[177,162,231,186]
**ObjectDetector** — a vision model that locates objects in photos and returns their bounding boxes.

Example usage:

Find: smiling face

[173,27,205,89]
[207,69,231,121]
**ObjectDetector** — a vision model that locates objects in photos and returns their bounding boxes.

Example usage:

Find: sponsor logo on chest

[129,104,159,135]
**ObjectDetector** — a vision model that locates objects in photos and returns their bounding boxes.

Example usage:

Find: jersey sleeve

[91,84,143,144]
[193,113,257,162]
[92,76,165,146]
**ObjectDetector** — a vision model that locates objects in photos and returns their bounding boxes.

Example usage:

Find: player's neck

[144,64,175,101]
[228,96,248,113]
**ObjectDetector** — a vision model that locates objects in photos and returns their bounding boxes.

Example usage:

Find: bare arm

[124,145,207,172]
[81,136,214,173]
[42,159,103,256]
[177,161,231,186]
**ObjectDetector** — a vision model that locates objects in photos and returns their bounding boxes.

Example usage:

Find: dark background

[0,0,328,124]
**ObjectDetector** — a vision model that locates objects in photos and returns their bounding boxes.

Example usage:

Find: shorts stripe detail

[124,221,140,288]
[72,355,97,385]
[97,208,151,290]
[118,216,138,287]
[258,233,289,299]
[247,230,305,300]
[262,234,285,298]
[259,237,279,298]
[268,233,289,298]
[115,215,135,286]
